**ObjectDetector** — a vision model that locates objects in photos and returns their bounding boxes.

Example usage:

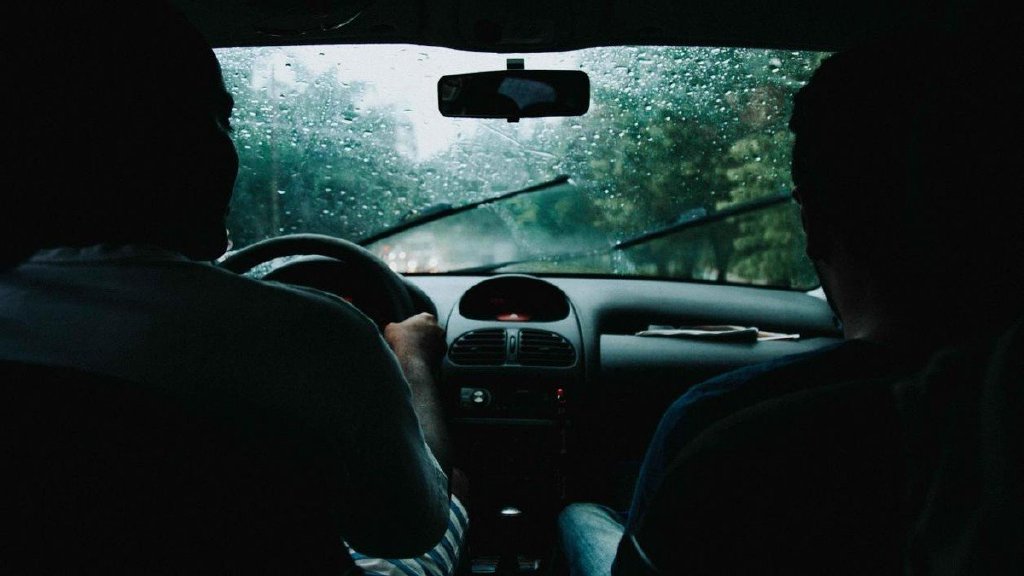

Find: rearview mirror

[438,70,590,121]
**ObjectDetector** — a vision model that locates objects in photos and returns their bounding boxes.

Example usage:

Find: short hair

[5,1,233,266]
[790,30,1024,326]
[791,31,1022,239]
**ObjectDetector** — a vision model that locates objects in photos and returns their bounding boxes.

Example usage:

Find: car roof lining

[169,0,953,53]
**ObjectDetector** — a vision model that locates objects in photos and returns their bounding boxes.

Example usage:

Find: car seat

[0,361,360,574]
[898,316,1023,575]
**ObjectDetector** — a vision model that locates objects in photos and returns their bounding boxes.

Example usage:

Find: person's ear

[797,196,831,262]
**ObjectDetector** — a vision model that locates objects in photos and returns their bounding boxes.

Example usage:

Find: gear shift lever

[496,506,523,575]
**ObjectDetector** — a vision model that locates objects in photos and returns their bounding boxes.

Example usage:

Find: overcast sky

[218,44,581,161]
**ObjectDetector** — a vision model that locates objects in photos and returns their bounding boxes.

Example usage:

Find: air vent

[449,329,508,366]
[518,329,576,367]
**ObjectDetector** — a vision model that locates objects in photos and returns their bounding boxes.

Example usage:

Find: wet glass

[216,45,827,289]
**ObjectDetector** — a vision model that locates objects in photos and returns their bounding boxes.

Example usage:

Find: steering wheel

[218,233,417,325]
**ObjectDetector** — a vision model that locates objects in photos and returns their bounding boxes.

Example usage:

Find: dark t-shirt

[625,339,922,532]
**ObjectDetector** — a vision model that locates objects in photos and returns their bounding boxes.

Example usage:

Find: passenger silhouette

[560,28,1024,576]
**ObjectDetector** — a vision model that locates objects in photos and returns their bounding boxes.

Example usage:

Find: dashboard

[258,254,839,481]
[419,274,839,456]
[240,241,849,562]
[406,272,840,557]
[255,254,841,558]
[418,275,839,406]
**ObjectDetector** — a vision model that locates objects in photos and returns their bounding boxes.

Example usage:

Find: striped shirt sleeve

[348,495,469,576]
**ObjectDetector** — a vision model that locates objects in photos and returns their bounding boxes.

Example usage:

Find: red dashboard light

[496,312,530,322]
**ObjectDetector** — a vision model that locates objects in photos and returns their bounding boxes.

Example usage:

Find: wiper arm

[612,191,791,249]
[357,174,572,246]
[446,191,792,274]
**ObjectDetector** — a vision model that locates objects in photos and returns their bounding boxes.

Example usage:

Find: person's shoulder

[717,339,893,387]
[199,267,398,389]
[205,265,377,329]
[682,341,851,399]
[662,340,880,430]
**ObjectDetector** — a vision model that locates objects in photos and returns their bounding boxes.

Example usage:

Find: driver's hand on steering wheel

[385,313,459,496]
[383,313,446,375]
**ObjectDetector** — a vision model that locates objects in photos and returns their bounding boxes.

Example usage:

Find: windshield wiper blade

[357,174,572,246]
[612,191,791,249]
[445,191,793,275]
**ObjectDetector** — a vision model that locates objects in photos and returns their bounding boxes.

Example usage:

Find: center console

[443,275,582,573]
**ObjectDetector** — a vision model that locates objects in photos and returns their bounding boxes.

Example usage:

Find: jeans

[558,503,625,576]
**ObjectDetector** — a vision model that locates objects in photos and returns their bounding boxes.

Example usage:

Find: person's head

[5,0,237,266]
[789,31,1024,341]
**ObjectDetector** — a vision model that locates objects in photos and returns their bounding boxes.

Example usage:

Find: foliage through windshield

[217,45,825,289]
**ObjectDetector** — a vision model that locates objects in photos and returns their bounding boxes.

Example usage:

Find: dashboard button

[461,387,492,408]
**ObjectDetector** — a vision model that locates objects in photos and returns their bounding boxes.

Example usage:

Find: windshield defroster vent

[449,329,508,366]
[518,329,576,367]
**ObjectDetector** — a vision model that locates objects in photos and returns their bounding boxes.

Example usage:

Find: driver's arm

[316,306,451,558]
[383,313,454,478]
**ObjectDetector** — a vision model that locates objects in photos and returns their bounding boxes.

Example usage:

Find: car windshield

[217,45,826,289]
